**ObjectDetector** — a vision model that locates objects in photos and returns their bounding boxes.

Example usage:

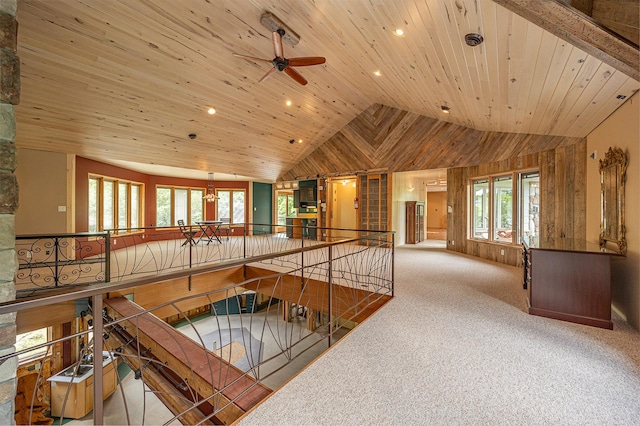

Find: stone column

[0,0,19,424]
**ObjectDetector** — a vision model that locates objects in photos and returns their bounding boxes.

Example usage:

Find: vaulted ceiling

[13,0,639,181]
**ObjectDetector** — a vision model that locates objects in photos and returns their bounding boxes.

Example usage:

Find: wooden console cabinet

[523,237,621,329]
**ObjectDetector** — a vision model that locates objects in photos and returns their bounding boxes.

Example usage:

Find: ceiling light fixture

[207,107,216,115]
[203,173,219,202]
[286,100,292,106]
[441,105,451,113]
[393,29,405,37]
[373,70,381,76]
[298,139,303,144]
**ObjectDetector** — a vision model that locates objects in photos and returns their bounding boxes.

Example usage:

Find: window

[118,182,128,229]
[88,178,99,233]
[472,179,489,239]
[103,180,115,230]
[277,192,296,225]
[155,186,204,227]
[216,189,245,224]
[190,189,204,223]
[16,327,50,362]
[470,171,537,244]
[88,176,143,233]
[519,172,540,244]
[493,175,513,243]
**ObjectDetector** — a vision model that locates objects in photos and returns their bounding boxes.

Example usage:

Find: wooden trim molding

[492,0,640,81]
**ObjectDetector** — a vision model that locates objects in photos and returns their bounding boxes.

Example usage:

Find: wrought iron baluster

[54,237,60,287]
[328,245,333,347]
[105,232,111,283]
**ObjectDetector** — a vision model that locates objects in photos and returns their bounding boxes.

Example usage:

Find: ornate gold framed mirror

[599,147,627,255]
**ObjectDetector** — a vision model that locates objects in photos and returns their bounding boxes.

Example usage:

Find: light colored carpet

[238,241,640,425]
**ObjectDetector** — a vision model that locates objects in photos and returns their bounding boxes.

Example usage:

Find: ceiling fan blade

[284,67,308,85]
[288,57,326,67]
[258,67,278,83]
[272,31,284,59]
[232,53,272,63]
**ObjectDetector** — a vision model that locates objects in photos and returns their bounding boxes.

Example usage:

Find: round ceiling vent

[465,33,484,47]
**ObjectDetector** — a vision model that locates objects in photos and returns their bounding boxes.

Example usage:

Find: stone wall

[0,0,18,423]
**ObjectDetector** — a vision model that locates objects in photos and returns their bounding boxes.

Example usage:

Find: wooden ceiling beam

[492,0,639,81]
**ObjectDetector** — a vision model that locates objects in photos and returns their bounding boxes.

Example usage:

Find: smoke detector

[465,33,484,47]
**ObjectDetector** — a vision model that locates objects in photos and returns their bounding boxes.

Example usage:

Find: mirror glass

[599,147,627,255]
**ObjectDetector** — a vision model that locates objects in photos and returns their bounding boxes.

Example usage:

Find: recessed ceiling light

[286,100,292,106]
[207,107,216,115]
[393,29,405,37]
[298,139,303,144]
[373,70,381,76]
[441,105,451,113]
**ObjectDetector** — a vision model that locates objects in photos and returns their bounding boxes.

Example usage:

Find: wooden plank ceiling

[14,0,639,181]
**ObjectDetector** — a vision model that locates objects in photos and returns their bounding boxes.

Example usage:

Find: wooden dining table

[196,220,223,244]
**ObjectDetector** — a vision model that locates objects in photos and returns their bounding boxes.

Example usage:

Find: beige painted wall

[426,191,447,229]
[15,148,74,234]
[586,92,640,330]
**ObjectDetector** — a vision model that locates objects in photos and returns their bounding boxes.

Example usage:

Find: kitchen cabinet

[48,352,117,419]
[286,217,317,240]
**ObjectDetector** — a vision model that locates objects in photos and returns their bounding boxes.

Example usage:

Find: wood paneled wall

[17,302,76,335]
[447,141,587,266]
[592,0,639,44]
[282,104,583,180]
[110,267,246,320]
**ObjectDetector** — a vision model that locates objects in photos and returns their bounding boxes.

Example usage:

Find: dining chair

[177,219,197,246]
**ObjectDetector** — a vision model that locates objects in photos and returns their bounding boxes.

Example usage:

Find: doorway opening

[328,177,357,239]
[426,190,447,240]
[275,190,296,233]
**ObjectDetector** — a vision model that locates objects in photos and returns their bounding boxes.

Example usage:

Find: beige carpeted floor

[238,240,640,425]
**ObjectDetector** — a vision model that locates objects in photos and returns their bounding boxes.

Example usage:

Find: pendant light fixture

[203,172,219,202]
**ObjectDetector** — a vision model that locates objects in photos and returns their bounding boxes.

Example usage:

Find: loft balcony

[5,224,394,424]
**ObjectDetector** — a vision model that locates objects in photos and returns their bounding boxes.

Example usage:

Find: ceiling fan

[233,29,326,86]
